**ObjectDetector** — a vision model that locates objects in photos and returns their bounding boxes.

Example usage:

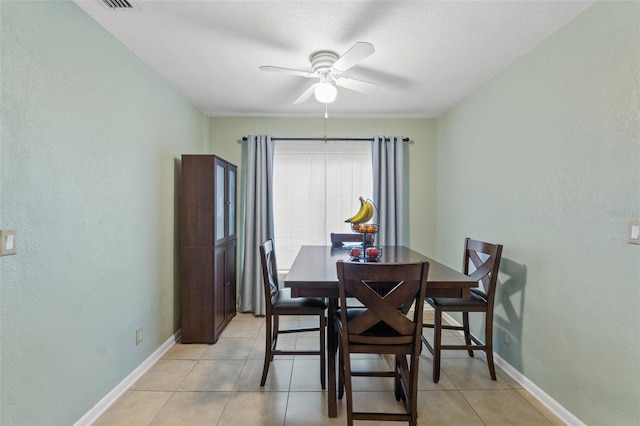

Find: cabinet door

[225,241,237,322]
[214,246,227,337]
[214,159,227,245]
[180,248,214,343]
[214,158,237,245]
[181,155,214,248]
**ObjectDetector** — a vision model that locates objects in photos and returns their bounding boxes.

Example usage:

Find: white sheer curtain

[372,136,405,246]
[239,135,274,315]
[273,140,372,269]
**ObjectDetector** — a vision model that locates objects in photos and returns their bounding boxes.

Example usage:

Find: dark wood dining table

[284,245,477,418]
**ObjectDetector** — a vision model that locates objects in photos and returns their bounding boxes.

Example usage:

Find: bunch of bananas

[345,197,375,223]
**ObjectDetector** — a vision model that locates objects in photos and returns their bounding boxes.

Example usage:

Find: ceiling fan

[259,41,380,104]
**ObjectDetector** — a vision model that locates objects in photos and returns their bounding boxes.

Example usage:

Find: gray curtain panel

[239,135,275,315]
[372,136,405,246]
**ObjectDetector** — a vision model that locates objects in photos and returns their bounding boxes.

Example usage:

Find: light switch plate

[629,220,640,245]
[0,229,17,255]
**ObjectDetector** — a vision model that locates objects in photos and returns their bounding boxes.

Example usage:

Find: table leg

[327,297,337,417]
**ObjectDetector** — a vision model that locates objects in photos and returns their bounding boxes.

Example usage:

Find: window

[273,140,372,269]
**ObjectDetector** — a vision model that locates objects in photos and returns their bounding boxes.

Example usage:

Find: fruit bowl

[349,246,383,262]
[350,223,378,233]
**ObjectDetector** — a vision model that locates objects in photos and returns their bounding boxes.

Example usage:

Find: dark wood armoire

[180,155,237,343]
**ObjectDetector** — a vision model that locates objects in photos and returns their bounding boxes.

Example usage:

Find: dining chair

[259,239,327,388]
[422,237,503,383]
[336,260,429,426]
[330,232,374,249]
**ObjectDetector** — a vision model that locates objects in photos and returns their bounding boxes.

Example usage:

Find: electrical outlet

[0,229,17,256]
[136,328,143,345]
[629,220,640,245]
[502,330,510,346]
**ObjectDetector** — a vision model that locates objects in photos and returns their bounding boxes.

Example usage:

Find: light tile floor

[94,312,563,425]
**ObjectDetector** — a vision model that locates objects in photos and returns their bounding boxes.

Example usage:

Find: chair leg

[402,354,412,404]
[394,355,402,401]
[485,313,496,380]
[409,352,419,426]
[272,314,279,360]
[393,353,418,425]
[343,345,354,426]
[338,339,345,399]
[320,313,326,390]
[433,308,442,383]
[260,313,273,386]
[462,312,474,357]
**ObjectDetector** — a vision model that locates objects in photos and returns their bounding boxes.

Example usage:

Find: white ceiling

[74,0,594,118]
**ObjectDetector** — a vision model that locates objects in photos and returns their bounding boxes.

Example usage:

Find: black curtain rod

[241,136,410,142]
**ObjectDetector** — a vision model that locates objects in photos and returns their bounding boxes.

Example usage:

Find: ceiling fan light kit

[314,81,337,103]
[260,41,379,105]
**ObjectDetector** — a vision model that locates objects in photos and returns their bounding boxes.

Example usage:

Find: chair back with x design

[336,260,429,425]
[338,262,428,344]
[464,238,502,304]
[422,237,503,383]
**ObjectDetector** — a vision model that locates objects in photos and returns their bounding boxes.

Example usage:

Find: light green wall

[435,1,639,424]
[3,0,636,424]
[209,117,437,257]
[0,1,209,424]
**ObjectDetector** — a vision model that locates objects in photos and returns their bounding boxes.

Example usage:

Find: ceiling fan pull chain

[324,104,328,143]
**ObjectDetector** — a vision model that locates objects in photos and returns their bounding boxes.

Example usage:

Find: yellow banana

[360,201,374,222]
[345,197,367,223]
[345,197,374,223]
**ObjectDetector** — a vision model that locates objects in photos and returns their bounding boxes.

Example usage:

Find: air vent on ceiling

[102,0,140,10]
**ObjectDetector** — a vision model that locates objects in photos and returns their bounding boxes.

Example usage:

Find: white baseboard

[493,354,584,426]
[74,329,181,426]
[438,312,583,426]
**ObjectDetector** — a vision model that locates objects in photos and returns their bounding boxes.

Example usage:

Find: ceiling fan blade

[259,65,316,78]
[331,42,375,73]
[335,77,380,94]
[293,83,318,104]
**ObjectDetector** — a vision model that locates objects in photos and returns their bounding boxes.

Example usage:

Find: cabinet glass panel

[229,168,236,237]
[215,163,225,241]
